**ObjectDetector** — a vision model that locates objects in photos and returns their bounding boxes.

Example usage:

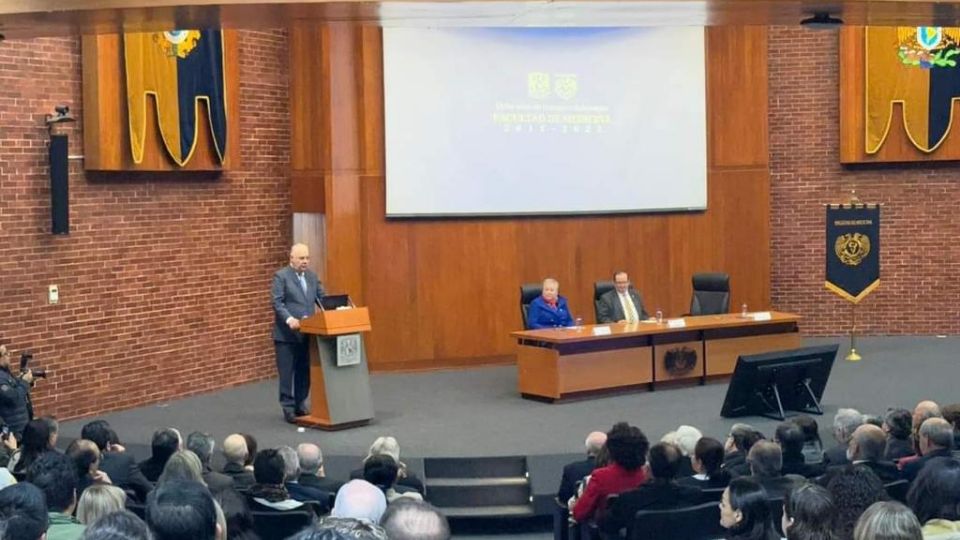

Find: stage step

[423,456,537,528]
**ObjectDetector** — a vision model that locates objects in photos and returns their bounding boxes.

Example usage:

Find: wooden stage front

[511,312,801,401]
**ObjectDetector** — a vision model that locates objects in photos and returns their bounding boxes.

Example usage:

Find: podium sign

[336,334,362,366]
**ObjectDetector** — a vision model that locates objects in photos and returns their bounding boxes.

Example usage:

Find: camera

[19,351,47,379]
[55,105,69,115]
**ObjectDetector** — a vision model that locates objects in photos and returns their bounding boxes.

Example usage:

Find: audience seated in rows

[139,428,182,483]
[570,421,649,523]
[781,482,837,540]
[883,408,915,462]
[776,423,825,478]
[602,441,702,534]
[903,417,954,481]
[898,400,943,471]
[824,408,863,467]
[278,445,331,506]
[905,456,960,538]
[661,425,702,478]
[678,436,731,489]
[80,420,153,503]
[188,431,235,493]
[853,501,923,540]
[719,477,780,540]
[223,433,256,490]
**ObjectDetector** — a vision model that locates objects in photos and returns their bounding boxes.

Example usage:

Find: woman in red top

[571,422,650,522]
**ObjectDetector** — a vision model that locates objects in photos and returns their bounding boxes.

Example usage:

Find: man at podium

[271,243,324,424]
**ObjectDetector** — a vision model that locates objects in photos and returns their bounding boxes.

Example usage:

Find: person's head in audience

[240,434,258,468]
[365,436,405,470]
[364,455,400,490]
[917,417,954,456]
[693,437,726,478]
[863,415,884,429]
[833,408,864,446]
[79,510,153,540]
[298,443,325,477]
[157,450,205,486]
[647,442,683,482]
[913,400,942,431]
[76,484,127,525]
[604,422,649,472]
[782,482,837,540]
[287,517,388,540]
[332,480,388,524]
[215,489,258,540]
[719,477,779,540]
[853,501,923,540]
[792,415,822,450]
[585,431,606,458]
[149,428,182,467]
[41,416,59,449]
[0,482,49,540]
[27,451,79,515]
[826,465,888,540]
[277,446,300,482]
[747,441,782,478]
[81,420,113,452]
[380,500,451,540]
[541,278,560,303]
[775,422,806,459]
[186,431,217,469]
[146,480,219,540]
[883,409,913,443]
[16,419,52,471]
[727,424,763,456]
[847,424,887,463]
[223,434,248,467]
[905,456,960,525]
[941,403,960,432]
[665,425,702,458]
[253,449,286,486]
[66,438,102,481]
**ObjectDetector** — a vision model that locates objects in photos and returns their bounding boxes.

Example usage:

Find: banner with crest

[825,205,881,303]
[123,29,228,166]
[866,26,960,154]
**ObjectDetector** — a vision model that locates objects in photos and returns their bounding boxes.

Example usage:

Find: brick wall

[769,27,960,336]
[0,30,291,420]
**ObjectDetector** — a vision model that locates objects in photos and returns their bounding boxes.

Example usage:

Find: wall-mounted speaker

[50,134,69,235]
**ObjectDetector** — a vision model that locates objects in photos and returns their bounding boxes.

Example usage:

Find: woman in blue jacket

[527,278,575,329]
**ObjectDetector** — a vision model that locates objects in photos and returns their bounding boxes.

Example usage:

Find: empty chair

[628,502,724,540]
[593,281,615,323]
[520,283,543,329]
[251,510,314,540]
[689,273,730,316]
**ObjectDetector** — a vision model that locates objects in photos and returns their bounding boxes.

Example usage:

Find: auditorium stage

[58,336,956,536]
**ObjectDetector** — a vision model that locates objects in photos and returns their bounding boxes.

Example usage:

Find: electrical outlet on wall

[48,285,59,304]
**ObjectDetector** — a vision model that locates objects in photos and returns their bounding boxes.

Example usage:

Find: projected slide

[383,27,706,217]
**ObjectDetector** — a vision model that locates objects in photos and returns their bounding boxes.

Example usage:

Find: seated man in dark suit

[601,442,702,535]
[554,431,606,540]
[138,428,182,483]
[526,278,574,329]
[847,424,901,483]
[297,443,342,494]
[186,432,234,494]
[775,423,825,478]
[596,271,649,324]
[744,441,804,500]
[278,446,331,508]
[903,417,955,481]
[722,424,762,478]
[80,420,153,503]
[221,434,256,490]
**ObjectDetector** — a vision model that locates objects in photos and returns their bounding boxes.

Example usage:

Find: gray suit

[272,265,324,414]
[596,288,649,323]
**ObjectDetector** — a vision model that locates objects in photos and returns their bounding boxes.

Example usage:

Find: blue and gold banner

[123,29,227,166]
[825,205,881,303]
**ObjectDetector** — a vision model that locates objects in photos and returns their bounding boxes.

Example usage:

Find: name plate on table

[592,326,612,336]
[335,334,362,366]
[751,312,773,321]
[667,319,687,328]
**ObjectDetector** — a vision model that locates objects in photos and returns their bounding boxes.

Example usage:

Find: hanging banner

[825,204,881,303]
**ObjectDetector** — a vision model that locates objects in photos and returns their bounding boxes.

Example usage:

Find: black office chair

[593,280,615,322]
[520,283,543,329]
[689,272,730,316]
[628,502,724,540]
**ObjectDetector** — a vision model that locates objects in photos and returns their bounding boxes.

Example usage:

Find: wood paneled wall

[290,25,771,370]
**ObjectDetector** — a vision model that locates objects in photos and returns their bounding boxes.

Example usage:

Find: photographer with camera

[0,344,37,441]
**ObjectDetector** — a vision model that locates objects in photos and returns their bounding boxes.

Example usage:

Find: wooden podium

[296,307,374,430]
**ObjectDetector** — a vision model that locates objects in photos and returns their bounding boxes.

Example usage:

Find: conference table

[510,311,801,401]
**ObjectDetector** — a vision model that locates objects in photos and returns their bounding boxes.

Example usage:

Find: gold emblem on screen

[834,233,871,266]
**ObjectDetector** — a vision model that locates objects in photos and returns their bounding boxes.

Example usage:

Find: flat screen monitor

[720,344,839,419]
[319,294,351,311]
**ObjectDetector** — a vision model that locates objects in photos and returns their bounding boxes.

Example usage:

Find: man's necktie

[298,273,307,295]
[625,295,639,323]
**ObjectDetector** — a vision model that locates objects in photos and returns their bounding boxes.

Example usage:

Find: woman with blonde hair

[157,450,205,486]
[76,484,127,525]
[350,436,424,495]
[853,501,922,540]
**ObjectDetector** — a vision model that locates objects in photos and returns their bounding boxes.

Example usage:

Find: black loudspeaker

[49,134,69,234]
